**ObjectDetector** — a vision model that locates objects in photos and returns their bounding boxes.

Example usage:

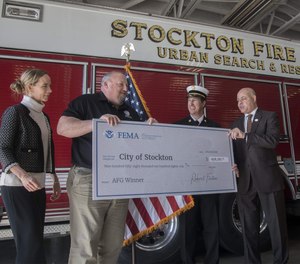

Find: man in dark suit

[229,87,289,264]
[176,85,220,264]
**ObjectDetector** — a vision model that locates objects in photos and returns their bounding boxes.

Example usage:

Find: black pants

[237,187,289,264]
[181,194,220,264]
[1,186,46,264]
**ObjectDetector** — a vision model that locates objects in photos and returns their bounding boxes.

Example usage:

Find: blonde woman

[0,68,61,264]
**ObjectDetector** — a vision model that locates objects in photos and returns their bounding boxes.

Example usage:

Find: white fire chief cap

[186,85,209,99]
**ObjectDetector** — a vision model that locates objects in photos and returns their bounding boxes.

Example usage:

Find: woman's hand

[20,175,41,192]
[50,174,61,201]
[9,165,41,192]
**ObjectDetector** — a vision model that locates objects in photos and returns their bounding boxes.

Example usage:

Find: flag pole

[131,241,137,264]
[121,42,137,264]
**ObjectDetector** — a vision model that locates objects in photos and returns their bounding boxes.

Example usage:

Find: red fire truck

[0,0,299,263]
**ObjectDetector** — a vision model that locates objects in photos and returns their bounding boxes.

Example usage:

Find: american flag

[123,64,194,245]
[124,66,149,122]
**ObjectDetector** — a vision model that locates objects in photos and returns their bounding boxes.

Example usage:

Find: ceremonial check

[92,120,237,200]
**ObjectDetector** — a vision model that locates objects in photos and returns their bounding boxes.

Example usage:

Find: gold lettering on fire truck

[200,33,214,49]
[148,25,165,43]
[281,64,300,74]
[111,19,299,76]
[111,19,128,37]
[130,22,147,40]
[253,41,296,62]
[157,47,208,63]
[167,28,182,45]
[214,55,265,70]
[216,36,231,52]
[183,30,200,48]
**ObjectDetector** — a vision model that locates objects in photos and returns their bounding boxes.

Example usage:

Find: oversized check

[92,120,237,200]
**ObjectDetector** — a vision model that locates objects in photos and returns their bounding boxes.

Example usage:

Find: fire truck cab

[0,0,300,263]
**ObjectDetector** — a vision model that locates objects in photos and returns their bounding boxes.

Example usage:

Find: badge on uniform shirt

[124,110,132,119]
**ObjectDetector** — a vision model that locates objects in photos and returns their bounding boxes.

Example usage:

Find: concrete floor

[196,214,300,264]
[0,215,299,263]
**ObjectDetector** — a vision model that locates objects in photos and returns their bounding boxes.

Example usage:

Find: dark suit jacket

[231,108,283,194]
[175,115,220,128]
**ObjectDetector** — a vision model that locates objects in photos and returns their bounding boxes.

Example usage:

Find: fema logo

[117,131,139,139]
[104,130,114,139]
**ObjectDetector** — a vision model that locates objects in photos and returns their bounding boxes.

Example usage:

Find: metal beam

[266,11,275,35]
[246,10,274,31]
[200,0,239,2]
[271,12,300,35]
[244,2,281,31]
[121,0,146,9]
[173,3,177,17]
[259,22,263,33]
[161,0,178,16]
[182,0,203,18]
[177,0,185,17]
[195,4,230,15]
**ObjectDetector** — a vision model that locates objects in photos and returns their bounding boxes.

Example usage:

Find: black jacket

[231,108,283,193]
[0,104,55,173]
[175,115,220,128]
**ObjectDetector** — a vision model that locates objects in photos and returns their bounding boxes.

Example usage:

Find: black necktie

[247,114,253,132]
[194,120,200,126]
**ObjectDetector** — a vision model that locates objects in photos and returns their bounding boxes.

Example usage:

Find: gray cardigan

[0,104,55,173]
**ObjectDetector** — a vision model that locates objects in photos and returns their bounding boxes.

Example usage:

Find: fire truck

[0,0,299,263]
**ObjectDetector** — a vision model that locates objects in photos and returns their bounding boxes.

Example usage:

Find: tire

[218,193,271,255]
[118,216,182,264]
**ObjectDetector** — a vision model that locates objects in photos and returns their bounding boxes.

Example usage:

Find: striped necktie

[247,114,253,132]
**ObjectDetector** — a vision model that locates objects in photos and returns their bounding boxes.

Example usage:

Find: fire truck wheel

[218,193,271,255]
[117,215,182,264]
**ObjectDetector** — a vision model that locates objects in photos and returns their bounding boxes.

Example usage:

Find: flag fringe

[123,196,194,246]
[124,64,152,118]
